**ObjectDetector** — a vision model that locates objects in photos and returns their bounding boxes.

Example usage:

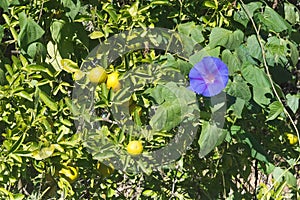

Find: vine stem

[240,0,300,197]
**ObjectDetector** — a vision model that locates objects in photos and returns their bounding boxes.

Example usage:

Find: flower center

[205,73,215,84]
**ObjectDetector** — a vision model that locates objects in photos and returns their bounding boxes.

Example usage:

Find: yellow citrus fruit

[106,71,121,91]
[127,140,143,155]
[286,133,298,145]
[59,166,78,183]
[73,70,85,81]
[88,66,107,84]
[96,162,114,178]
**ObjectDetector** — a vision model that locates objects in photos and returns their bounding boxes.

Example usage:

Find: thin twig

[37,0,44,24]
[272,0,278,9]
[254,160,258,197]
[170,164,179,199]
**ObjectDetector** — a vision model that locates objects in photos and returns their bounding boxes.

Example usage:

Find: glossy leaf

[38,89,58,111]
[60,59,79,73]
[15,91,33,101]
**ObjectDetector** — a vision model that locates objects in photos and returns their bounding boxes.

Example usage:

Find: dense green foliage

[0,0,299,199]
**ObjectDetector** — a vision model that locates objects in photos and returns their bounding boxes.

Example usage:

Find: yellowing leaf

[60,59,79,73]
[89,31,104,39]
[31,145,55,160]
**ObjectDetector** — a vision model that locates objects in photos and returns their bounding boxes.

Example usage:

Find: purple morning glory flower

[189,57,229,97]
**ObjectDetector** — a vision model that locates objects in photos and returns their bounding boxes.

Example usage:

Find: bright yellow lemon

[286,133,298,145]
[88,66,107,84]
[106,71,121,91]
[127,140,143,155]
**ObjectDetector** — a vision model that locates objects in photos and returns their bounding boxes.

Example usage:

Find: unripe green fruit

[88,66,107,84]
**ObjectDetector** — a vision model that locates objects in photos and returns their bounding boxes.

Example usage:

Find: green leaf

[189,46,220,65]
[103,3,118,22]
[243,133,271,164]
[150,0,170,6]
[13,193,25,200]
[0,0,9,12]
[287,41,299,66]
[15,91,33,101]
[27,42,47,60]
[178,21,204,43]
[150,100,182,131]
[31,145,55,160]
[265,36,288,66]
[257,6,291,33]
[284,170,297,187]
[143,190,156,197]
[272,167,297,187]
[60,59,79,73]
[284,2,299,25]
[38,89,58,111]
[198,121,227,158]
[266,101,284,121]
[17,12,45,50]
[0,68,6,85]
[203,0,217,9]
[0,188,14,199]
[286,94,299,114]
[162,55,193,76]
[234,2,263,27]
[236,45,257,65]
[225,78,251,101]
[61,0,81,20]
[23,64,54,77]
[89,31,105,39]
[8,132,26,154]
[148,82,198,131]
[65,97,81,116]
[242,64,270,88]
[0,25,4,42]
[209,27,244,50]
[246,35,262,61]
[50,20,65,43]
[221,49,241,74]
[253,86,272,106]
[128,1,139,17]
[228,97,245,119]
[178,22,204,55]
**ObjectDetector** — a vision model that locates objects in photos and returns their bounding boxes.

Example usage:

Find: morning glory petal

[188,57,229,97]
